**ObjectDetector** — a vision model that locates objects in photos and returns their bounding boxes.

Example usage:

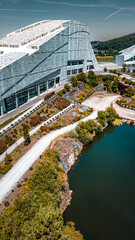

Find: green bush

[71,76,77,87]
[106,106,119,125]
[98,111,106,126]
[77,72,87,83]
[0,163,12,174]
[5,154,12,164]
[88,71,98,87]
[64,84,71,91]
[95,122,103,134]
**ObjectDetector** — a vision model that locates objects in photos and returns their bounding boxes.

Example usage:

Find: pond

[64,124,135,240]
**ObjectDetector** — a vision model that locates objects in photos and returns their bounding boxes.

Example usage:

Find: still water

[64,124,135,240]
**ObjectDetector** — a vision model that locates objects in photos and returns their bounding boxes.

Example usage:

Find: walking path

[83,92,135,121]
[0,111,97,203]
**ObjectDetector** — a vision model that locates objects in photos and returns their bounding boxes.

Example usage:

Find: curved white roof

[119,45,135,61]
[0,20,70,69]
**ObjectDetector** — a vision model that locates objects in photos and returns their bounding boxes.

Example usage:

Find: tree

[23,131,31,143]
[125,87,135,97]
[111,79,119,93]
[71,76,77,87]
[106,106,119,125]
[77,72,87,83]
[64,84,71,91]
[98,111,106,126]
[88,71,97,87]
[4,154,12,164]
[104,67,107,72]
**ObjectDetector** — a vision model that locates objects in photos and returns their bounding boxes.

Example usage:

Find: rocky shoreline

[50,136,83,212]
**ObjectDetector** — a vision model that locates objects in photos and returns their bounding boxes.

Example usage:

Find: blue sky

[0,0,135,41]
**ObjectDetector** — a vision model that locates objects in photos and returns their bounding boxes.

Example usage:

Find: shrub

[72,116,81,122]
[64,84,71,91]
[4,136,15,147]
[44,91,55,101]
[53,148,61,160]
[57,89,64,96]
[40,126,48,131]
[0,140,7,154]
[69,130,78,138]
[0,163,12,174]
[5,154,12,164]
[30,116,41,126]
[130,120,134,126]
[4,201,10,207]
[58,99,70,110]
[17,183,21,188]
[113,119,122,126]
[71,76,77,87]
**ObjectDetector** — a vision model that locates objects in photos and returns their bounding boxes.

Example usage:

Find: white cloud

[37,0,115,8]
[0,8,50,12]
[104,8,123,21]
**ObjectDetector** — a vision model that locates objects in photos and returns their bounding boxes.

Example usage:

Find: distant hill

[92,33,135,51]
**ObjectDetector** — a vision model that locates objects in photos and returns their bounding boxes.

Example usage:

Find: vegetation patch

[0,149,84,239]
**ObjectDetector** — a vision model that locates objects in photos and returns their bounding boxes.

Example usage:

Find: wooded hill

[92,33,135,51]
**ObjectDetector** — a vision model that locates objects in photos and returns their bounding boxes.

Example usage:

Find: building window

[5,94,16,111]
[67,70,71,75]
[48,79,54,89]
[17,90,28,106]
[72,69,77,75]
[67,60,83,66]
[89,65,94,69]
[78,60,83,65]
[72,61,77,65]
[78,68,83,73]
[29,86,38,98]
[56,77,60,84]
[40,82,47,94]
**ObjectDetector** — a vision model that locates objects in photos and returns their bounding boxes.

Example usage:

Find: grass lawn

[96,56,113,62]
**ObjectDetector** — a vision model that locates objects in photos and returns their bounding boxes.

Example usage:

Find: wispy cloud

[0,8,50,12]
[104,8,123,21]
[37,0,115,8]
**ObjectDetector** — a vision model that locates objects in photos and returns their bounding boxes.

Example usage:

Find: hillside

[92,33,135,51]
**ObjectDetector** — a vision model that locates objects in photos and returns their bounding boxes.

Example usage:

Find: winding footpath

[0,111,97,203]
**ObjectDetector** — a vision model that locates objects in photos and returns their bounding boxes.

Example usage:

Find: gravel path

[0,111,97,203]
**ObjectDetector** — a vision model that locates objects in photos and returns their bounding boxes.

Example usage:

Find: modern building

[114,45,135,73]
[0,20,98,115]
